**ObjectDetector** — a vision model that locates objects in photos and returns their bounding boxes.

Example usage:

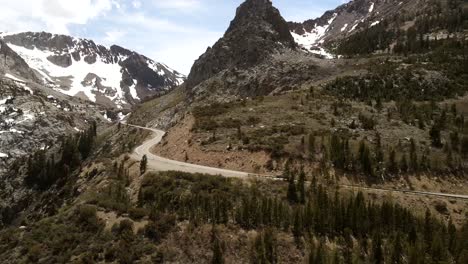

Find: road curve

[127,124,468,200]
[128,124,250,178]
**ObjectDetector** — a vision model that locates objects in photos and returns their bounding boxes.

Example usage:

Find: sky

[0,0,347,74]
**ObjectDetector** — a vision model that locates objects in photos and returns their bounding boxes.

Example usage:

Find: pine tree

[263,228,277,264]
[332,249,341,264]
[292,207,303,239]
[410,138,419,172]
[287,172,298,203]
[430,124,443,148]
[359,140,373,176]
[424,209,433,248]
[408,244,423,264]
[251,230,277,264]
[308,242,316,264]
[431,231,447,262]
[375,133,384,164]
[461,136,468,158]
[400,154,409,173]
[314,242,326,264]
[391,232,403,264]
[297,168,306,204]
[308,133,316,160]
[372,233,384,264]
[140,155,148,175]
[388,149,398,175]
[211,228,224,264]
[447,218,457,254]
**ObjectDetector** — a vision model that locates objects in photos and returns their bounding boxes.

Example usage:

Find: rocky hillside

[0,32,185,108]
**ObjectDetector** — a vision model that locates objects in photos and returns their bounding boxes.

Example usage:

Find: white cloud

[132,0,142,9]
[103,30,126,43]
[152,0,201,10]
[108,11,203,34]
[0,0,115,34]
[151,31,222,75]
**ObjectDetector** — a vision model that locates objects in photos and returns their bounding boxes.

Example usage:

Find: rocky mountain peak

[185,0,295,89]
[227,0,295,46]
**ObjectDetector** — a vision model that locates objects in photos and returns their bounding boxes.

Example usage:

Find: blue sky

[0,0,347,74]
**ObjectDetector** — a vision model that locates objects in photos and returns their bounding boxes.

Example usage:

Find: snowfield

[8,44,124,105]
[291,13,337,59]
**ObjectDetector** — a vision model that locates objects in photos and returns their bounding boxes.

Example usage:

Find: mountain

[178,0,353,106]
[0,32,185,108]
[287,0,414,53]
[186,0,296,90]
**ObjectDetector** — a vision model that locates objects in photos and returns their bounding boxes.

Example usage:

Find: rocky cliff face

[0,40,40,83]
[185,0,296,90]
[1,32,185,108]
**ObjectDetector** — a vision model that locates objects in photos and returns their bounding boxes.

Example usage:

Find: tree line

[137,171,468,263]
[25,121,97,189]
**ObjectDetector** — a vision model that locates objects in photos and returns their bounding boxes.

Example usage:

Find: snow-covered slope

[288,0,419,56]
[0,32,185,108]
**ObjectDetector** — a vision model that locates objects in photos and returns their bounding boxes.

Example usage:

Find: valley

[0,0,467,263]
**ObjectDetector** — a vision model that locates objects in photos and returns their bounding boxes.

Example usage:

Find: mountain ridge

[1,31,185,108]
[287,0,422,54]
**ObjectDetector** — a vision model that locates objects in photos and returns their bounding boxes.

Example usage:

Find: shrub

[246,116,261,126]
[129,208,148,220]
[77,205,98,225]
[359,114,377,130]
[220,118,242,129]
[144,214,176,242]
[112,219,134,236]
[193,103,231,118]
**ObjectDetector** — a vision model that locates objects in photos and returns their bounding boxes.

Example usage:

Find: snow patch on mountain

[129,80,139,100]
[4,73,24,82]
[341,24,348,32]
[4,74,34,94]
[369,2,375,13]
[7,43,124,105]
[370,20,381,27]
[291,13,337,58]
[148,61,185,86]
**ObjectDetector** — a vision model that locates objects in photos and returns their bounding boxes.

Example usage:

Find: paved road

[129,124,250,178]
[128,124,468,201]
[341,185,468,200]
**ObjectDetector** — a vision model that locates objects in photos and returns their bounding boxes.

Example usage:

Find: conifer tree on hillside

[140,155,148,175]
[211,226,224,264]
[297,167,306,204]
[430,124,443,148]
[287,172,298,204]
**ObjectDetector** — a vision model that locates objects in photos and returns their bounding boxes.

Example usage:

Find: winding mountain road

[129,124,250,178]
[128,124,468,201]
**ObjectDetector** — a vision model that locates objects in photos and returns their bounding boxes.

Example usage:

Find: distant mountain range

[0,32,185,108]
